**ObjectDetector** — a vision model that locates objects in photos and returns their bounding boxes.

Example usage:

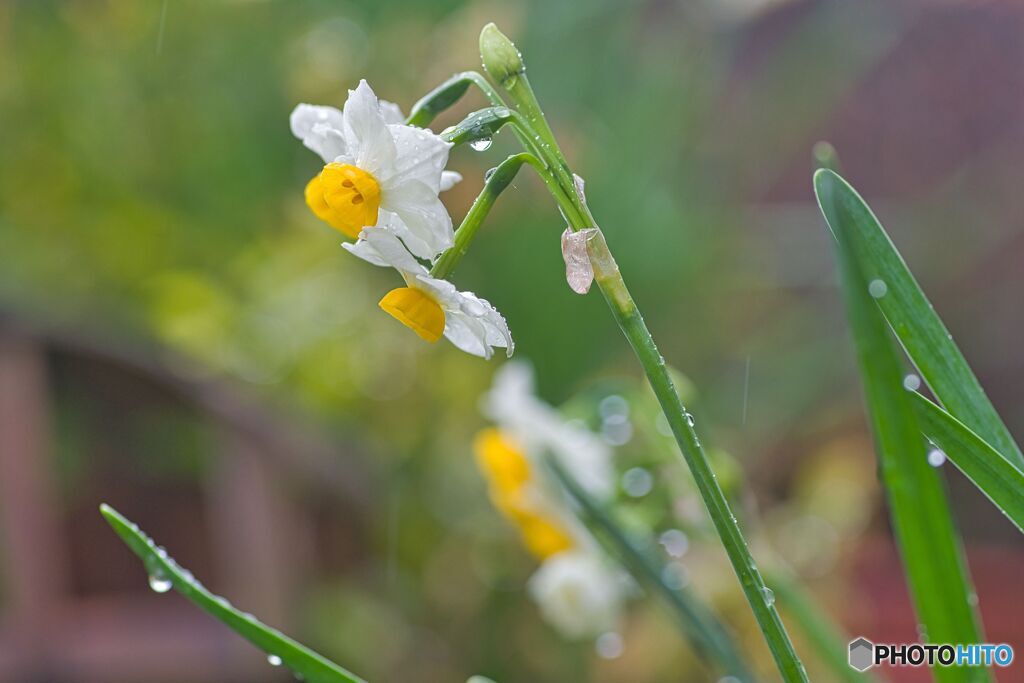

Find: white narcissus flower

[376,98,463,192]
[528,550,628,639]
[345,228,513,359]
[290,80,457,259]
[474,362,629,639]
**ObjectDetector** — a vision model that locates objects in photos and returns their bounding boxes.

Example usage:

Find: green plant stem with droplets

[474,23,809,682]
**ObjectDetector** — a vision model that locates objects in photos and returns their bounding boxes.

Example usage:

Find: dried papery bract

[561,228,597,294]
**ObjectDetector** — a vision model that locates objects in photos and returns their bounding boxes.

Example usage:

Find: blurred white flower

[346,228,513,359]
[290,80,455,259]
[528,550,627,639]
[474,362,628,638]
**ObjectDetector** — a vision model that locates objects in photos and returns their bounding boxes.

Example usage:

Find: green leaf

[911,393,1024,534]
[811,169,1022,470]
[100,504,366,683]
[815,169,988,683]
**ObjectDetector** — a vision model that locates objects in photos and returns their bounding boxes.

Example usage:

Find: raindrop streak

[622,467,653,497]
[469,137,492,152]
[927,448,947,467]
[742,355,751,425]
[760,586,775,607]
[868,279,888,298]
[267,654,283,667]
[903,374,921,391]
[595,632,624,659]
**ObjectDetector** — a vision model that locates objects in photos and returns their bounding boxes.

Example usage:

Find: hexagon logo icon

[849,637,875,671]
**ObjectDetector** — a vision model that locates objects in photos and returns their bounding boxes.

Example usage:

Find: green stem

[406,71,506,128]
[546,456,757,682]
[431,154,527,279]
[584,231,808,682]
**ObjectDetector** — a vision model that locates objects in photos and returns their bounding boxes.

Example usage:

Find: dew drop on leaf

[927,448,947,467]
[267,654,283,667]
[469,137,492,151]
[868,279,888,298]
[760,586,775,607]
[903,374,921,391]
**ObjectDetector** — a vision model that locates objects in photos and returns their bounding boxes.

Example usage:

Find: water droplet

[602,418,633,446]
[967,592,979,606]
[148,572,172,593]
[267,654,283,667]
[599,395,629,420]
[927,448,947,467]
[903,374,921,391]
[595,632,624,659]
[868,279,888,298]
[761,586,775,607]
[622,467,653,497]
[484,167,497,181]
[661,563,689,589]
[684,411,695,427]
[469,137,492,151]
[659,529,689,558]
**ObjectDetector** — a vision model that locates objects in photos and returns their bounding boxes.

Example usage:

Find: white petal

[343,224,427,276]
[442,312,492,358]
[380,124,453,192]
[382,180,454,257]
[342,80,396,174]
[415,275,513,359]
[378,99,406,125]
[440,170,463,192]
[290,104,347,162]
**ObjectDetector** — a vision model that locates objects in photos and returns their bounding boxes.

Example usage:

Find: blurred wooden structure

[0,313,370,683]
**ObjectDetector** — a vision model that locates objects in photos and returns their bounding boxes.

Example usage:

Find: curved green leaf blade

[100,504,366,683]
[812,169,1022,470]
[815,169,988,683]
[911,393,1024,534]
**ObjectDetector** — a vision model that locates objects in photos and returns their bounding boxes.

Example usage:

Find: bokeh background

[1,1,1023,681]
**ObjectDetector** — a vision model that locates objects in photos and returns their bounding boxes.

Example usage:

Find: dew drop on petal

[622,467,653,497]
[469,137,492,151]
[903,374,921,391]
[761,586,775,607]
[267,654,283,667]
[595,632,624,659]
[927,448,947,467]
[868,279,888,298]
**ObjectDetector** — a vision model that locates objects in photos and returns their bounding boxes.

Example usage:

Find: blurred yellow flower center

[379,287,445,342]
[304,163,381,238]
[474,428,575,559]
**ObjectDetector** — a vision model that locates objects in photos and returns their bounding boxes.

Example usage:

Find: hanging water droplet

[903,374,921,391]
[927,448,947,467]
[595,632,624,659]
[659,529,690,558]
[484,167,497,181]
[760,586,775,607]
[868,279,888,298]
[622,467,653,497]
[469,137,492,151]
[267,654,283,667]
[148,571,172,593]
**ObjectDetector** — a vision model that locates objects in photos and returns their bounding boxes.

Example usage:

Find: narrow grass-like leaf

[812,170,1022,469]
[100,504,366,683]
[545,457,757,682]
[766,572,878,683]
[816,170,988,683]
[911,393,1024,533]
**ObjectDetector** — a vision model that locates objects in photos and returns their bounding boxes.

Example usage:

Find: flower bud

[479,23,524,86]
